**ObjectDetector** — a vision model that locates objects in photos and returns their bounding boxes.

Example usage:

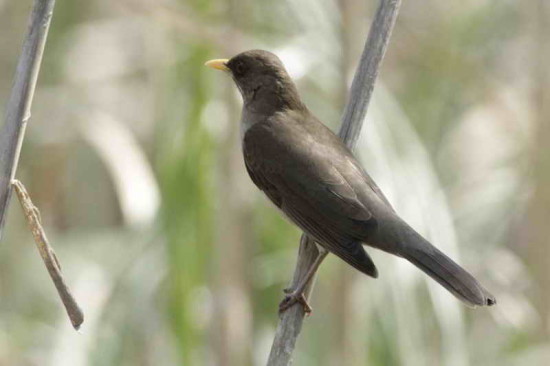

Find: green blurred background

[0,0,548,365]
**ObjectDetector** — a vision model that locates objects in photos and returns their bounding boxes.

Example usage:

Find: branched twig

[0,0,56,239]
[267,1,402,364]
[12,180,84,330]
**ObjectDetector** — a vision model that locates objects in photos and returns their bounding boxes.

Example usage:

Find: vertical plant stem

[338,0,402,148]
[267,1,402,365]
[0,0,56,239]
[331,0,364,364]
[0,0,82,331]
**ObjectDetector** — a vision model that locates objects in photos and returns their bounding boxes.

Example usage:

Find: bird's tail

[399,228,496,307]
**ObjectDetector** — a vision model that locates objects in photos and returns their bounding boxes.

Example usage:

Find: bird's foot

[279,291,312,315]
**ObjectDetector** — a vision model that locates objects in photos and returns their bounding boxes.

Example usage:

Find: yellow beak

[204,59,230,71]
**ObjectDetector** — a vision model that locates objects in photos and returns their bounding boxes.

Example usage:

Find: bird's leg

[279,247,328,315]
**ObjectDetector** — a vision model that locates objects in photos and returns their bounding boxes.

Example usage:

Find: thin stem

[0,0,82,331]
[339,0,402,149]
[0,0,56,239]
[267,1,402,365]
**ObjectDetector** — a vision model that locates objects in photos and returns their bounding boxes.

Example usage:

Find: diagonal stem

[279,247,329,314]
[267,1,402,365]
[0,0,56,240]
[0,0,83,331]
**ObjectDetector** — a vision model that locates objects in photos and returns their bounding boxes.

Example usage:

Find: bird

[205,50,496,313]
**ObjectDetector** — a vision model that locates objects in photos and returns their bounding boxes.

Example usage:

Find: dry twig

[12,180,84,330]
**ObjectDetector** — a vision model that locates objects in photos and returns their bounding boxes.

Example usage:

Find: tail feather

[400,231,496,307]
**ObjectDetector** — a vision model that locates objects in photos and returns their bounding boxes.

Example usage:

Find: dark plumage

[206,50,496,309]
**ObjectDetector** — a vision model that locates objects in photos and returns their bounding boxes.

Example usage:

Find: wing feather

[243,120,378,277]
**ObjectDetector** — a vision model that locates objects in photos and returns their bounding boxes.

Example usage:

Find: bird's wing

[243,121,378,277]
[359,168,394,211]
[308,115,396,212]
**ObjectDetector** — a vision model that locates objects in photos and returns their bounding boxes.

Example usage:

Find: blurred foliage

[0,0,548,365]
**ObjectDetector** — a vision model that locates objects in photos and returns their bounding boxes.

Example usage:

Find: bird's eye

[234,62,246,76]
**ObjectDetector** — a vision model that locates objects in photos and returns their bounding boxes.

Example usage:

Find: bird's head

[205,50,304,113]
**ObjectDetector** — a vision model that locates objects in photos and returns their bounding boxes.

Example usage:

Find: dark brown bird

[205,50,495,313]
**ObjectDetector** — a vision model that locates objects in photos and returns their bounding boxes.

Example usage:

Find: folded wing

[244,119,378,277]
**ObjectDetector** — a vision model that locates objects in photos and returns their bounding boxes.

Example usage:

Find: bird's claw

[278,292,312,315]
